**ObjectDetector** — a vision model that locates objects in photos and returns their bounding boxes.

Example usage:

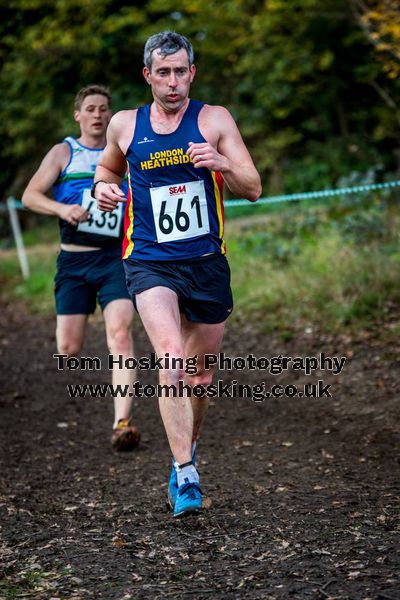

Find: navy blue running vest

[123,100,225,260]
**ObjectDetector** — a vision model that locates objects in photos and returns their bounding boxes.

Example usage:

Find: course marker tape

[2,179,400,213]
[224,179,400,208]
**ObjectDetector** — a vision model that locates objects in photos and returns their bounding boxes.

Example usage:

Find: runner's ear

[143,67,151,85]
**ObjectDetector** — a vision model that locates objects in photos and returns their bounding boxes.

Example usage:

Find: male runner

[22,85,140,451]
[93,32,261,516]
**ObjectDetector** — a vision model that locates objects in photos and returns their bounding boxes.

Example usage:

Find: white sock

[172,441,197,467]
[176,463,199,487]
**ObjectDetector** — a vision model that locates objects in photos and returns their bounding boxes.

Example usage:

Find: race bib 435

[77,189,123,238]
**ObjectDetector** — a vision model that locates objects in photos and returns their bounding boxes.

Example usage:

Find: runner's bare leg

[135,286,193,464]
[181,317,225,443]
[56,314,88,356]
[103,299,135,426]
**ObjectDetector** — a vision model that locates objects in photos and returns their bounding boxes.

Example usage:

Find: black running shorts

[55,248,130,315]
[124,253,233,324]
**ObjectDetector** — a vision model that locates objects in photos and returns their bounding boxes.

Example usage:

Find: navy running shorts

[55,248,130,315]
[124,253,233,324]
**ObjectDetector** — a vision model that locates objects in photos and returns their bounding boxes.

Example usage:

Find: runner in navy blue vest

[22,85,140,452]
[93,32,262,517]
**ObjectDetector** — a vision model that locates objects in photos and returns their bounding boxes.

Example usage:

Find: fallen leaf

[112,537,128,548]
[234,440,254,449]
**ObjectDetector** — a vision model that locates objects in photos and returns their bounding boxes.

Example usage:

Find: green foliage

[0,0,147,195]
[1,1,400,198]
[228,191,400,333]
[0,244,56,313]
[353,0,400,79]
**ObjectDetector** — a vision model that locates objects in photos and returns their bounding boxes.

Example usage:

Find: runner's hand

[95,182,126,212]
[58,204,89,225]
[187,141,229,172]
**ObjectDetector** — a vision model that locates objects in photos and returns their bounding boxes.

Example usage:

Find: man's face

[74,94,112,138]
[143,48,196,112]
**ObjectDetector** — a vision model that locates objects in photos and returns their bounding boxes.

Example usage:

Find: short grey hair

[144,31,194,70]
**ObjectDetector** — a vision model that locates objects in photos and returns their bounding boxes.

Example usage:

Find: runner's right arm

[94,111,136,212]
[22,143,88,226]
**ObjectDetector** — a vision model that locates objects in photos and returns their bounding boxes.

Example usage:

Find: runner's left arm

[187,105,262,202]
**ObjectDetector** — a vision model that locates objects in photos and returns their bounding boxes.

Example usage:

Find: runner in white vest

[22,85,140,451]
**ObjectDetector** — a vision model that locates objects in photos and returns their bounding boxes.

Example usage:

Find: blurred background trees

[1,0,400,198]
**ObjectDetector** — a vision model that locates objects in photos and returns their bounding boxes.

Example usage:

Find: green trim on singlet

[57,172,94,183]
[57,172,128,184]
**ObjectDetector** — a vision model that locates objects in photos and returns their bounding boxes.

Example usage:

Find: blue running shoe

[167,447,197,510]
[173,480,202,518]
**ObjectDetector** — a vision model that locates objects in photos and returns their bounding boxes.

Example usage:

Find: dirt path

[0,306,399,599]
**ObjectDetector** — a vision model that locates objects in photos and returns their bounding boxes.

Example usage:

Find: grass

[230,230,400,332]
[0,570,60,599]
[226,193,400,334]
[0,243,57,313]
[0,564,77,599]
[1,194,400,331]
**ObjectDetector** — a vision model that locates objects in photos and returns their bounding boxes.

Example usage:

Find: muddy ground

[0,304,399,600]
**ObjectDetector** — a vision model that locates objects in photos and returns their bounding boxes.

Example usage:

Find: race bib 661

[150,180,210,243]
